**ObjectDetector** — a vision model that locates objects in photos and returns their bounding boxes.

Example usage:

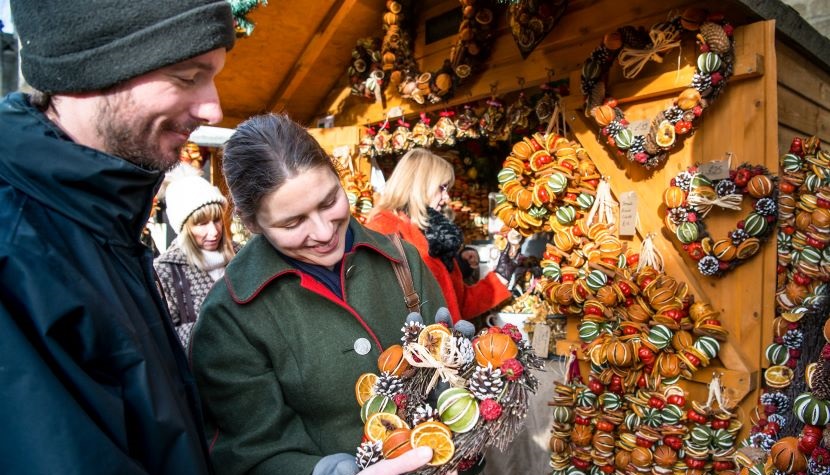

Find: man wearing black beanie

[0,1,235,474]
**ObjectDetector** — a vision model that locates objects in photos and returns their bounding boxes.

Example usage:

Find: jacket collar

[224,218,404,304]
[0,93,162,246]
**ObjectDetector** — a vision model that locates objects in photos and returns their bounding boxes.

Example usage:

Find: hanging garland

[580,8,735,169]
[662,163,777,277]
[387,0,497,105]
[348,38,384,101]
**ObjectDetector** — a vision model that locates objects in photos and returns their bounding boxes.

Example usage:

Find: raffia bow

[686,191,743,218]
[617,23,682,79]
[586,177,618,226]
[638,233,664,273]
[403,341,466,394]
[364,70,385,104]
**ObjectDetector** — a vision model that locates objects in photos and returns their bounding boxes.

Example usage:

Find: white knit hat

[163,164,227,234]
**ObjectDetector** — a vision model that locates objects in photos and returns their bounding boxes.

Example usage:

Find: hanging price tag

[619,191,638,236]
[531,323,551,358]
[627,120,650,136]
[698,158,731,181]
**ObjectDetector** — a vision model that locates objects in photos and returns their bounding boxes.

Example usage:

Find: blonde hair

[178,202,236,270]
[372,148,455,229]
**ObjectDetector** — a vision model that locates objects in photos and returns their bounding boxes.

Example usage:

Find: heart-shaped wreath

[663,163,778,277]
[580,8,735,169]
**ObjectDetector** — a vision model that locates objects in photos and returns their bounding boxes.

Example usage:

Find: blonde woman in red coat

[366,148,511,323]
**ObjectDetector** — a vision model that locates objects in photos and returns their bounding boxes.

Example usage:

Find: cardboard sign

[627,120,650,136]
[698,158,731,181]
[619,191,638,236]
[532,323,551,358]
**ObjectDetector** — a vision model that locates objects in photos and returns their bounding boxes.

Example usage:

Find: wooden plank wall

[559,22,778,427]
[776,41,830,155]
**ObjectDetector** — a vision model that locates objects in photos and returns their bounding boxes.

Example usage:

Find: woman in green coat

[191,114,446,475]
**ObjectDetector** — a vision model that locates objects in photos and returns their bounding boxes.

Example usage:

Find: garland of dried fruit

[663,164,778,277]
[581,8,734,168]
[493,133,601,237]
[544,234,738,474]
[353,309,544,473]
[348,38,384,101]
[737,137,830,475]
[389,0,497,105]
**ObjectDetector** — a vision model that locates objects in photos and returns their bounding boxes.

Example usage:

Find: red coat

[366,209,511,323]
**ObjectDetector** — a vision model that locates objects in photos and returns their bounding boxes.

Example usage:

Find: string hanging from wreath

[662,162,777,277]
[580,8,735,169]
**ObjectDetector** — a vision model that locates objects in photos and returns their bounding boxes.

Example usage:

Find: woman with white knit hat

[154,164,237,347]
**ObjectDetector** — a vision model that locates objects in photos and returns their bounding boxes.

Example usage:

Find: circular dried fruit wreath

[493,133,601,237]
[662,163,777,277]
[581,8,735,169]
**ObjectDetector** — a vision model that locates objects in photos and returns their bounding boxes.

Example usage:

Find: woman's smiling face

[252,166,350,269]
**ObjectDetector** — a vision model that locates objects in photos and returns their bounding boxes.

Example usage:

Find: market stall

[205,0,830,473]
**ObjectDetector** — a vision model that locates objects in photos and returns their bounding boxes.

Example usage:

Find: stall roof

[215,0,385,128]
[214,0,830,129]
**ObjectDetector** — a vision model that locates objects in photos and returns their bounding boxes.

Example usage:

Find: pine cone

[355,440,383,469]
[451,336,475,366]
[618,26,651,49]
[411,403,440,426]
[700,22,731,55]
[469,365,505,400]
[375,373,404,397]
[813,358,830,400]
[643,130,660,155]
[401,321,424,345]
[586,81,606,111]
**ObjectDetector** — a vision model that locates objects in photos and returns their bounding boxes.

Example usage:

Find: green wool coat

[191,220,446,475]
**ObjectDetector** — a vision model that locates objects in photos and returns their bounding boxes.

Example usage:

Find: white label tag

[532,323,551,358]
[619,191,638,236]
[698,158,731,181]
[627,120,650,136]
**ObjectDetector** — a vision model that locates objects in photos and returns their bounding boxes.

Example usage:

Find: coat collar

[224,218,405,304]
[0,93,162,246]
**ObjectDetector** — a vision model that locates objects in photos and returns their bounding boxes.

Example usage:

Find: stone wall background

[782,0,830,38]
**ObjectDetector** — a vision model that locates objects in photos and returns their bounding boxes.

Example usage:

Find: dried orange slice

[354,373,378,406]
[417,324,452,359]
[411,426,455,466]
[364,412,408,442]
[410,421,452,442]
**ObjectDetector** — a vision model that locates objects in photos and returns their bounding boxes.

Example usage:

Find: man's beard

[94,93,195,172]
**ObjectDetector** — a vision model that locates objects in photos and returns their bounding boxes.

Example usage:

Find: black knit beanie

[10,0,236,94]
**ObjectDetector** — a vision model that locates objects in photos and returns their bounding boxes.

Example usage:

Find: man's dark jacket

[0,93,211,474]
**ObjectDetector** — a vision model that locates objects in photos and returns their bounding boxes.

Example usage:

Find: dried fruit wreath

[581,8,735,169]
[353,309,544,473]
[662,163,777,277]
[384,0,498,105]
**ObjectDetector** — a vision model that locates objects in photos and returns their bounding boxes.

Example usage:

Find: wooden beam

[265,0,364,117]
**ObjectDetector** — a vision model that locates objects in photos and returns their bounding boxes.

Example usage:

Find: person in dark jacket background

[0,1,235,474]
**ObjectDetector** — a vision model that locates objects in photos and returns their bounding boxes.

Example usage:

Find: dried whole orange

[474,331,518,368]
[378,344,410,376]
[382,428,413,459]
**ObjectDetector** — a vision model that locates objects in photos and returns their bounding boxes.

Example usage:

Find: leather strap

[389,234,421,313]
[170,264,198,325]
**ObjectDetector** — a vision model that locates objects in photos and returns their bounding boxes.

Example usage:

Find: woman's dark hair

[222,113,337,227]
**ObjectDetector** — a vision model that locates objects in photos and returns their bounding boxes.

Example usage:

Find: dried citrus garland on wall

[662,163,778,277]
[581,8,735,169]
